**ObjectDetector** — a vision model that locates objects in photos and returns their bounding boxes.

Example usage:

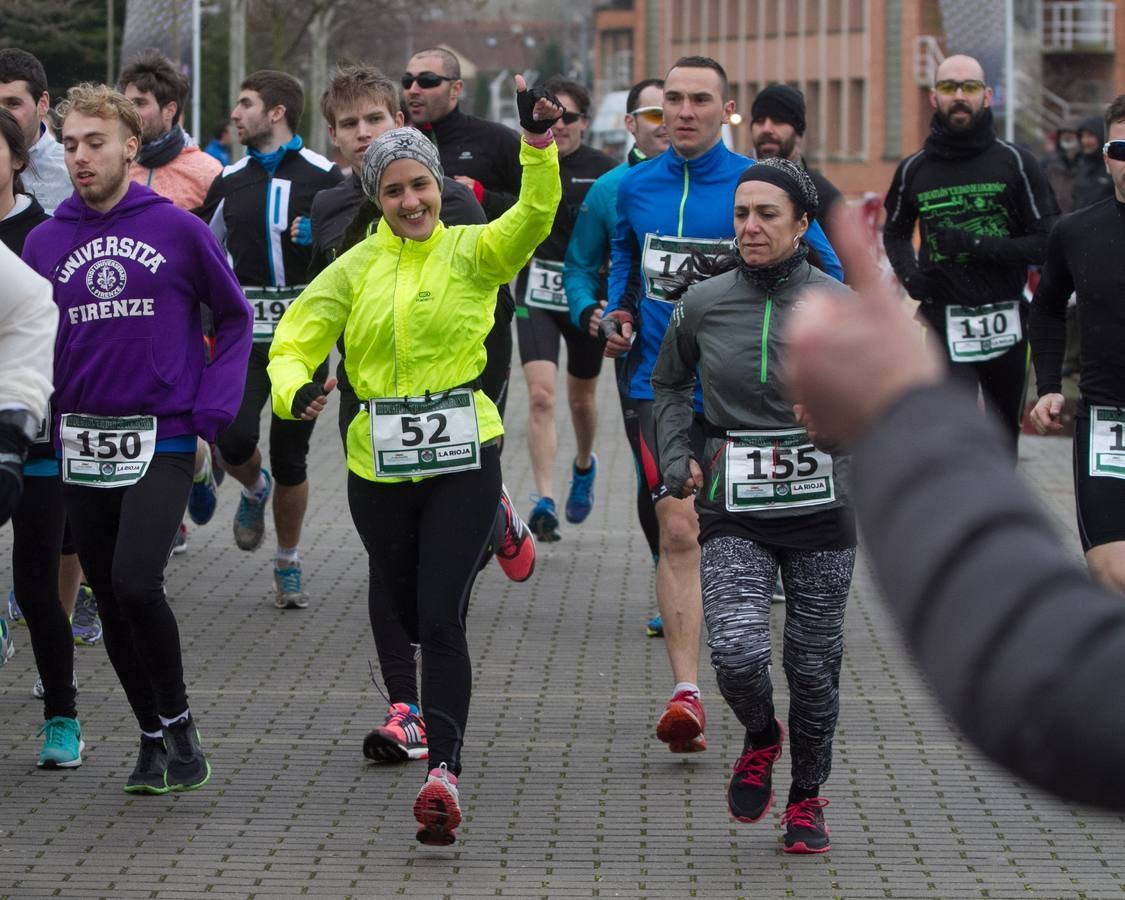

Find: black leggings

[618,390,660,562]
[11,474,75,720]
[701,535,855,791]
[347,446,501,776]
[218,342,328,486]
[62,453,194,733]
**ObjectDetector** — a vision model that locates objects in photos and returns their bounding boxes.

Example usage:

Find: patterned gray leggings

[700,534,855,790]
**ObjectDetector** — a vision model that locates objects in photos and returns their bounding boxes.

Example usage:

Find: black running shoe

[162,715,211,792]
[124,736,169,794]
[782,797,831,853]
[727,720,784,823]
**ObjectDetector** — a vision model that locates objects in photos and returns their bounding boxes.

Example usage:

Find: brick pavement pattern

[1,366,1122,899]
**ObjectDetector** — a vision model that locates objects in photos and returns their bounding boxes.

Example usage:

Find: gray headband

[738,157,819,217]
[360,127,444,208]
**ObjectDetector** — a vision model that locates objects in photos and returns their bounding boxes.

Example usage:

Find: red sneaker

[414,763,462,845]
[494,487,536,582]
[655,689,707,752]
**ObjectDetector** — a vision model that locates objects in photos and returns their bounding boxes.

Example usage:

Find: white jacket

[0,240,56,420]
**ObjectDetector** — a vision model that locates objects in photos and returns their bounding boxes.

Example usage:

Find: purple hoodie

[22,182,252,445]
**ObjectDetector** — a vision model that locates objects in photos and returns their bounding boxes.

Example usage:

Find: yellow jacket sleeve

[267,262,354,420]
[473,139,562,285]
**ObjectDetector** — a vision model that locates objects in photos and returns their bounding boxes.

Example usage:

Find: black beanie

[751,84,807,136]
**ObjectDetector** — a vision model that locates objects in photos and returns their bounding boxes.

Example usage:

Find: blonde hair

[57,83,143,141]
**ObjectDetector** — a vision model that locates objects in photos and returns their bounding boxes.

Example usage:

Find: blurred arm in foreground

[784,206,1125,810]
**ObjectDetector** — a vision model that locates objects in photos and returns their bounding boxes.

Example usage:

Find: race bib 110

[945,300,1022,362]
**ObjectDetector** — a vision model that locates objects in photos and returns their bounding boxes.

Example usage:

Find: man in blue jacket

[601,56,841,755]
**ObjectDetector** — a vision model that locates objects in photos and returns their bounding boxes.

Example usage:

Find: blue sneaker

[646,615,664,637]
[187,452,219,526]
[71,585,102,646]
[565,455,598,524]
[528,496,561,542]
[7,589,24,626]
[0,617,14,665]
[234,469,273,551]
[274,558,309,609]
[37,716,85,768]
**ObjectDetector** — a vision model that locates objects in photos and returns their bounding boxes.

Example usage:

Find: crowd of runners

[2,38,1124,849]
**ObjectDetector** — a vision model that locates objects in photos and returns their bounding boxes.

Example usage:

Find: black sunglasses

[559,111,585,125]
[401,71,454,89]
[1104,140,1125,162]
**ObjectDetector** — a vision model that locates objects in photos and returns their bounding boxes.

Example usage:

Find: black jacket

[856,380,1125,809]
[0,195,48,256]
[420,105,521,221]
[1030,197,1125,409]
[198,145,341,288]
[883,116,1057,307]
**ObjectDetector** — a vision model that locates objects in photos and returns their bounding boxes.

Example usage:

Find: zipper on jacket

[760,295,773,383]
[676,163,690,237]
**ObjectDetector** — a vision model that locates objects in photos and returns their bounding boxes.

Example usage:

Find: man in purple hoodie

[22,83,252,793]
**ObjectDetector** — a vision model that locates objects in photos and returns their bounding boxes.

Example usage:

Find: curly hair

[57,82,142,141]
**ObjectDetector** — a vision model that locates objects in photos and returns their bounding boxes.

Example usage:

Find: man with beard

[120,51,220,210]
[749,84,844,242]
[883,55,1057,455]
[199,70,341,611]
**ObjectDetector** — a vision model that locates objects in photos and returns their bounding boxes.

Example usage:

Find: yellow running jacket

[268,139,560,482]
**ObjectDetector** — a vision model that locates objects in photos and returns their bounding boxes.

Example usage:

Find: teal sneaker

[0,617,13,665]
[36,716,85,768]
[565,454,598,524]
[233,469,273,551]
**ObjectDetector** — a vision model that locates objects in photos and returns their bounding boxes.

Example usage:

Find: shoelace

[569,468,594,504]
[72,601,98,629]
[165,719,195,758]
[38,718,73,750]
[732,742,782,788]
[781,797,830,829]
[276,566,302,594]
[236,493,265,528]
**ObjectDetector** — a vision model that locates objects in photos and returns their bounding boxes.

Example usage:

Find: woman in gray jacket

[652,158,853,854]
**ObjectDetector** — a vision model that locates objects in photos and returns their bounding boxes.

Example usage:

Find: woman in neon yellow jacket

[267,77,562,847]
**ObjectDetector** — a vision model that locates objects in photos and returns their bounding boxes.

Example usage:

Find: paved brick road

[1,366,1121,899]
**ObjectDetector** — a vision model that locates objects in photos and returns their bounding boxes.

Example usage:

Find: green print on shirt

[918,181,1011,262]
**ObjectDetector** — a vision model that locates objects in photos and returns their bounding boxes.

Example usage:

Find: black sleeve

[440,177,488,226]
[480,127,522,220]
[854,380,1125,810]
[970,146,1059,265]
[306,190,332,281]
[195,170,225,224]
[1028,222,1074,396]
[882,158,923,285]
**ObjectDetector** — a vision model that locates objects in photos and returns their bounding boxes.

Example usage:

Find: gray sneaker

[274,559,309,609]
[233,469,273,551]
[32,653,78,699]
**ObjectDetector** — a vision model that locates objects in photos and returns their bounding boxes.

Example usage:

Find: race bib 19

[945,300,1022,362]
[60,413,156,488]
[641,234,731,304]
[1089,406,1125,480]
[245,286,304,342]
[370,389,481,479]
[525,258,568,312]
[724,428,835,512]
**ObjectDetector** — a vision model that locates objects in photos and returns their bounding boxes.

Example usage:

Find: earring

[792,234,800,249]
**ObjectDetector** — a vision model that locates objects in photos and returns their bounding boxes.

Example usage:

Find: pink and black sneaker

[727,720,785,822]
[363,702,428,763]
[414,763,462,845]
[782,797,831,853]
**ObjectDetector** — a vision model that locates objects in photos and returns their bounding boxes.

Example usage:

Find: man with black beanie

[750,83,843,236]
[883,54,1058,455]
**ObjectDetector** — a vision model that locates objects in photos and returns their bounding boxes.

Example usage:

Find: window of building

[848,78,865,156]
[827,78,843,154]
[804,80,822,160]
